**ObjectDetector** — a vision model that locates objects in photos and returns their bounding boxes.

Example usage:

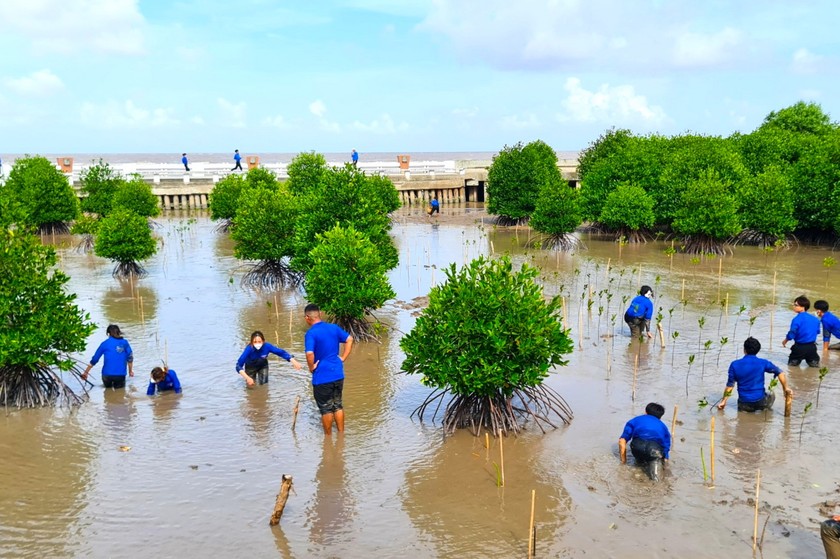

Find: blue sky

[0,0,837,154]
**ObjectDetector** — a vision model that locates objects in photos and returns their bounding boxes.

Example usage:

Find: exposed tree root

[676,235,731,256]
[412,385,574,437]
[494,215,530,227]
[241,260,302,290]
[332,316,382,343]
[214,219,233,233]
[611,227,651,244]
[39,222,70,235]
[112,261,147,278]
[731,229,795,249]
[0,363,90,408]
[533,233,583,251]
[75,234,95,253]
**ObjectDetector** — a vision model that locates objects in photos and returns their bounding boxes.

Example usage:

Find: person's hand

[646,332,653,339]
[782,339,788,348]
[784,388,793,398]
[290,358,302,371]
[81,372,88,381]
[833,515,840,522]
[128,370,134,378]
[311,360,319,371]
[245,376,255,387]
[717,400,726,410]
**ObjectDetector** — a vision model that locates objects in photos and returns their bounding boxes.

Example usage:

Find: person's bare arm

[340,336,354,362]
[618,438,627,464]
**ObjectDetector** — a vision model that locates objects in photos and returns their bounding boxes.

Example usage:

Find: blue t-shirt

[234,152,241,162]
[235,342,293,372]
[89,336,133,377]
[821,311,840,343]
[620,414,671,459]
[147,369,182,395]
[352,151,358,163]
[625,295,653,320]
[181,156,188,165]
[431,198,439,208]
[786,312,820,344]
[727,354,781,403]
[304,322,350,385]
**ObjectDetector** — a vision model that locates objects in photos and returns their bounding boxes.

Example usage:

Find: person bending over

[718,337,792,412]
[619,402,671,482]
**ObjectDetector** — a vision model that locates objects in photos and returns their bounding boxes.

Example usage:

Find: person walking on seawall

[782,295,821,367]
[181,153,190,172]
[814,300,840,351]
[231,149,243,172]
[717,337,792,412]
[147,366,182,396]
[351,149,358,168]
[823,516,840,559]
[624,285,654,339]
[304,304,354,436]
[236,331,302,387]
[618,402,671,482]
[81,324,134,388]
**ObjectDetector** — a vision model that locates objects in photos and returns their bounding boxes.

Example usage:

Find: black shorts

[629,438,665,481]
[789,342,819,367]
[313,379,344,415]
[430,205,439,214]
[245,364,269,385]
[738,390,775,412]
[102,375,126,389]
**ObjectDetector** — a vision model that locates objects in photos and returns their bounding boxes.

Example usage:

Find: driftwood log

[269,475,294,526]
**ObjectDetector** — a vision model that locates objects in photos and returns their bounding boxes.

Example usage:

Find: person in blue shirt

[814,300,840,351]
[624,285,654,339]
[351,149,358,168]
[181,153,190,172]
[717,337,792,412]
[236,330,302,387]
[231,149,243,171]
[618,402,671,482]
[81,324,134,388]
[429,195,440,217]
[823,515,840,559]
[147,366,182,396]
[782,295,821,367]
[304,304,354,435]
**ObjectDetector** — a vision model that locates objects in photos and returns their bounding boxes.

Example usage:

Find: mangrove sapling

[817,367,829,407]
[701,340,713,380]
[748,316,757,337]
[685,354,696,398]
[799,402,813,446]
[697,316,706,352]
[401,256,575,436]
[732,305,747,357]
[716,337,729,368]
[700,446,707,483]
[671,331,680,369]
[823,257,837,288]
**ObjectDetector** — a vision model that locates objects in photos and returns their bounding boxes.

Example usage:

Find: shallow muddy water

[2,206,840,558]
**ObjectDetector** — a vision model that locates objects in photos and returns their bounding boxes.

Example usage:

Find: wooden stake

[139,296,145,325]
[681,279,685,302]
[671,406,678,449]
[289,309,293,333]
[632,354,638,402]
[269,474,294,525]
[605,258,611,283]
[578,307,583,349]
[562,297,568,330]
[717,259,723,303]
[291,396,301,432]
[772,271,777,305]
[753,469,761,552]
[485,432,490,449]
[490,241,495,255]
[274,295,279,322]
[710,416,716,485]
[784,391,792,418]
[499,430,505,487]
[528,489,536,559]
[724,293,729,316]
[657,323,665,348]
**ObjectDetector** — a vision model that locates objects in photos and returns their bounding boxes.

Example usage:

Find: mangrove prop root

[494,216,530,227]
[269,475,294,526]
[411,385,574,436]
[676,235,732,256]
[0,363,90,408]
[241,260,302,290]
[113,261,147,279]
[531,234,582,252]
[333,316,382,343]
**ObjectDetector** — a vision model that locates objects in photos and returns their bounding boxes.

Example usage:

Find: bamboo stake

[710,416,716,485]
[269,474,294,525]
[657,323,665,348]
[485,432,490,461]
[578,307,584,349]
[753,469,761,552]
[717,259,722,303]
[681,279,685,302]
[291,395,301,431]
[274,295,279,322]
[562,297,568,330]
[784,391,792,417]
[139,296,145,325]
[632,354,638,402]
[289,309,293,333]
[528,489,536,559]
[671,406,678,449]
[605,258,611,283]
[772,271,777,305]
[724,293,729,316]
[606,344,612,379]
[499,429,505,487]
[490,241,495,255]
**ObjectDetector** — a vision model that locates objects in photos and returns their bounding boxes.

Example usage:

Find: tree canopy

[0,155,79,233]
[94,208,158,277]
[487,140,561,224]
[79,160,124,217]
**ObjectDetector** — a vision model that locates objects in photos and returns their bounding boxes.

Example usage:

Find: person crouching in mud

[624,285,654,339]
[619,402,671,481]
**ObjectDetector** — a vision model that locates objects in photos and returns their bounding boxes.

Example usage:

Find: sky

[0,0,837,154]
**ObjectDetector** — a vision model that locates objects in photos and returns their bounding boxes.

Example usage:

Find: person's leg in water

[321,412,335,435]
[822,518,840,559]
[630,438,665,481]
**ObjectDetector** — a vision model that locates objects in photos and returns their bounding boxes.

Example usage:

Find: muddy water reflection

[0,210,838,557]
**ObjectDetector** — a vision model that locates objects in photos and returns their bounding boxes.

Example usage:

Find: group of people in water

[621,286,840,556]
[82,304,353,435]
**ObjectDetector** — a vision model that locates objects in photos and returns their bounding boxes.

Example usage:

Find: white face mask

[253,342,263,350]
[645,291,654,299]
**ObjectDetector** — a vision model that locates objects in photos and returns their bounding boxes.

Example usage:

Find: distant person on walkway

[236,330,302,387]
[81,324,134,388]
[231,149,243,171]
[823,516,840,559]
[717,337,791,412]
[147,366,182,396]
[782,295,820,367]
[181,153,190,172]
[429,195,440,217]
[814,300,840,351]
[304,304,354,436]
[618,402,670,482]
[624,285,654,339]
[351,149,358,168]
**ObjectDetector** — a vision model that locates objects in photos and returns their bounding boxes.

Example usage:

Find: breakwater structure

[33,155,580,210]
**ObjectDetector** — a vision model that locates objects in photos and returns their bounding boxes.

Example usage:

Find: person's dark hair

[645,402,665,419]
[794,295,810,310]
[815,300,829,312]
[250,330,265,344]
[106,324,123,339]
[235,149,239,153]
[304,303,320,317]
[151,366,167,382]
[182,153,186,156]
[743,336,761,355]
[640,285,653,297]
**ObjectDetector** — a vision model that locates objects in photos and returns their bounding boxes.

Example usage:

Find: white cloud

[217,98,247,128]
[262,114,293,129]
[309,100,327,118]
[5,69,64,97]
[452,106,479,118]
[791,48,822,75]
[556,77,667,124]
[500,113,540,130]
[351,114,408,134]
[79,100,179,128]
[672,27,742,68]
[0,0,145,55]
